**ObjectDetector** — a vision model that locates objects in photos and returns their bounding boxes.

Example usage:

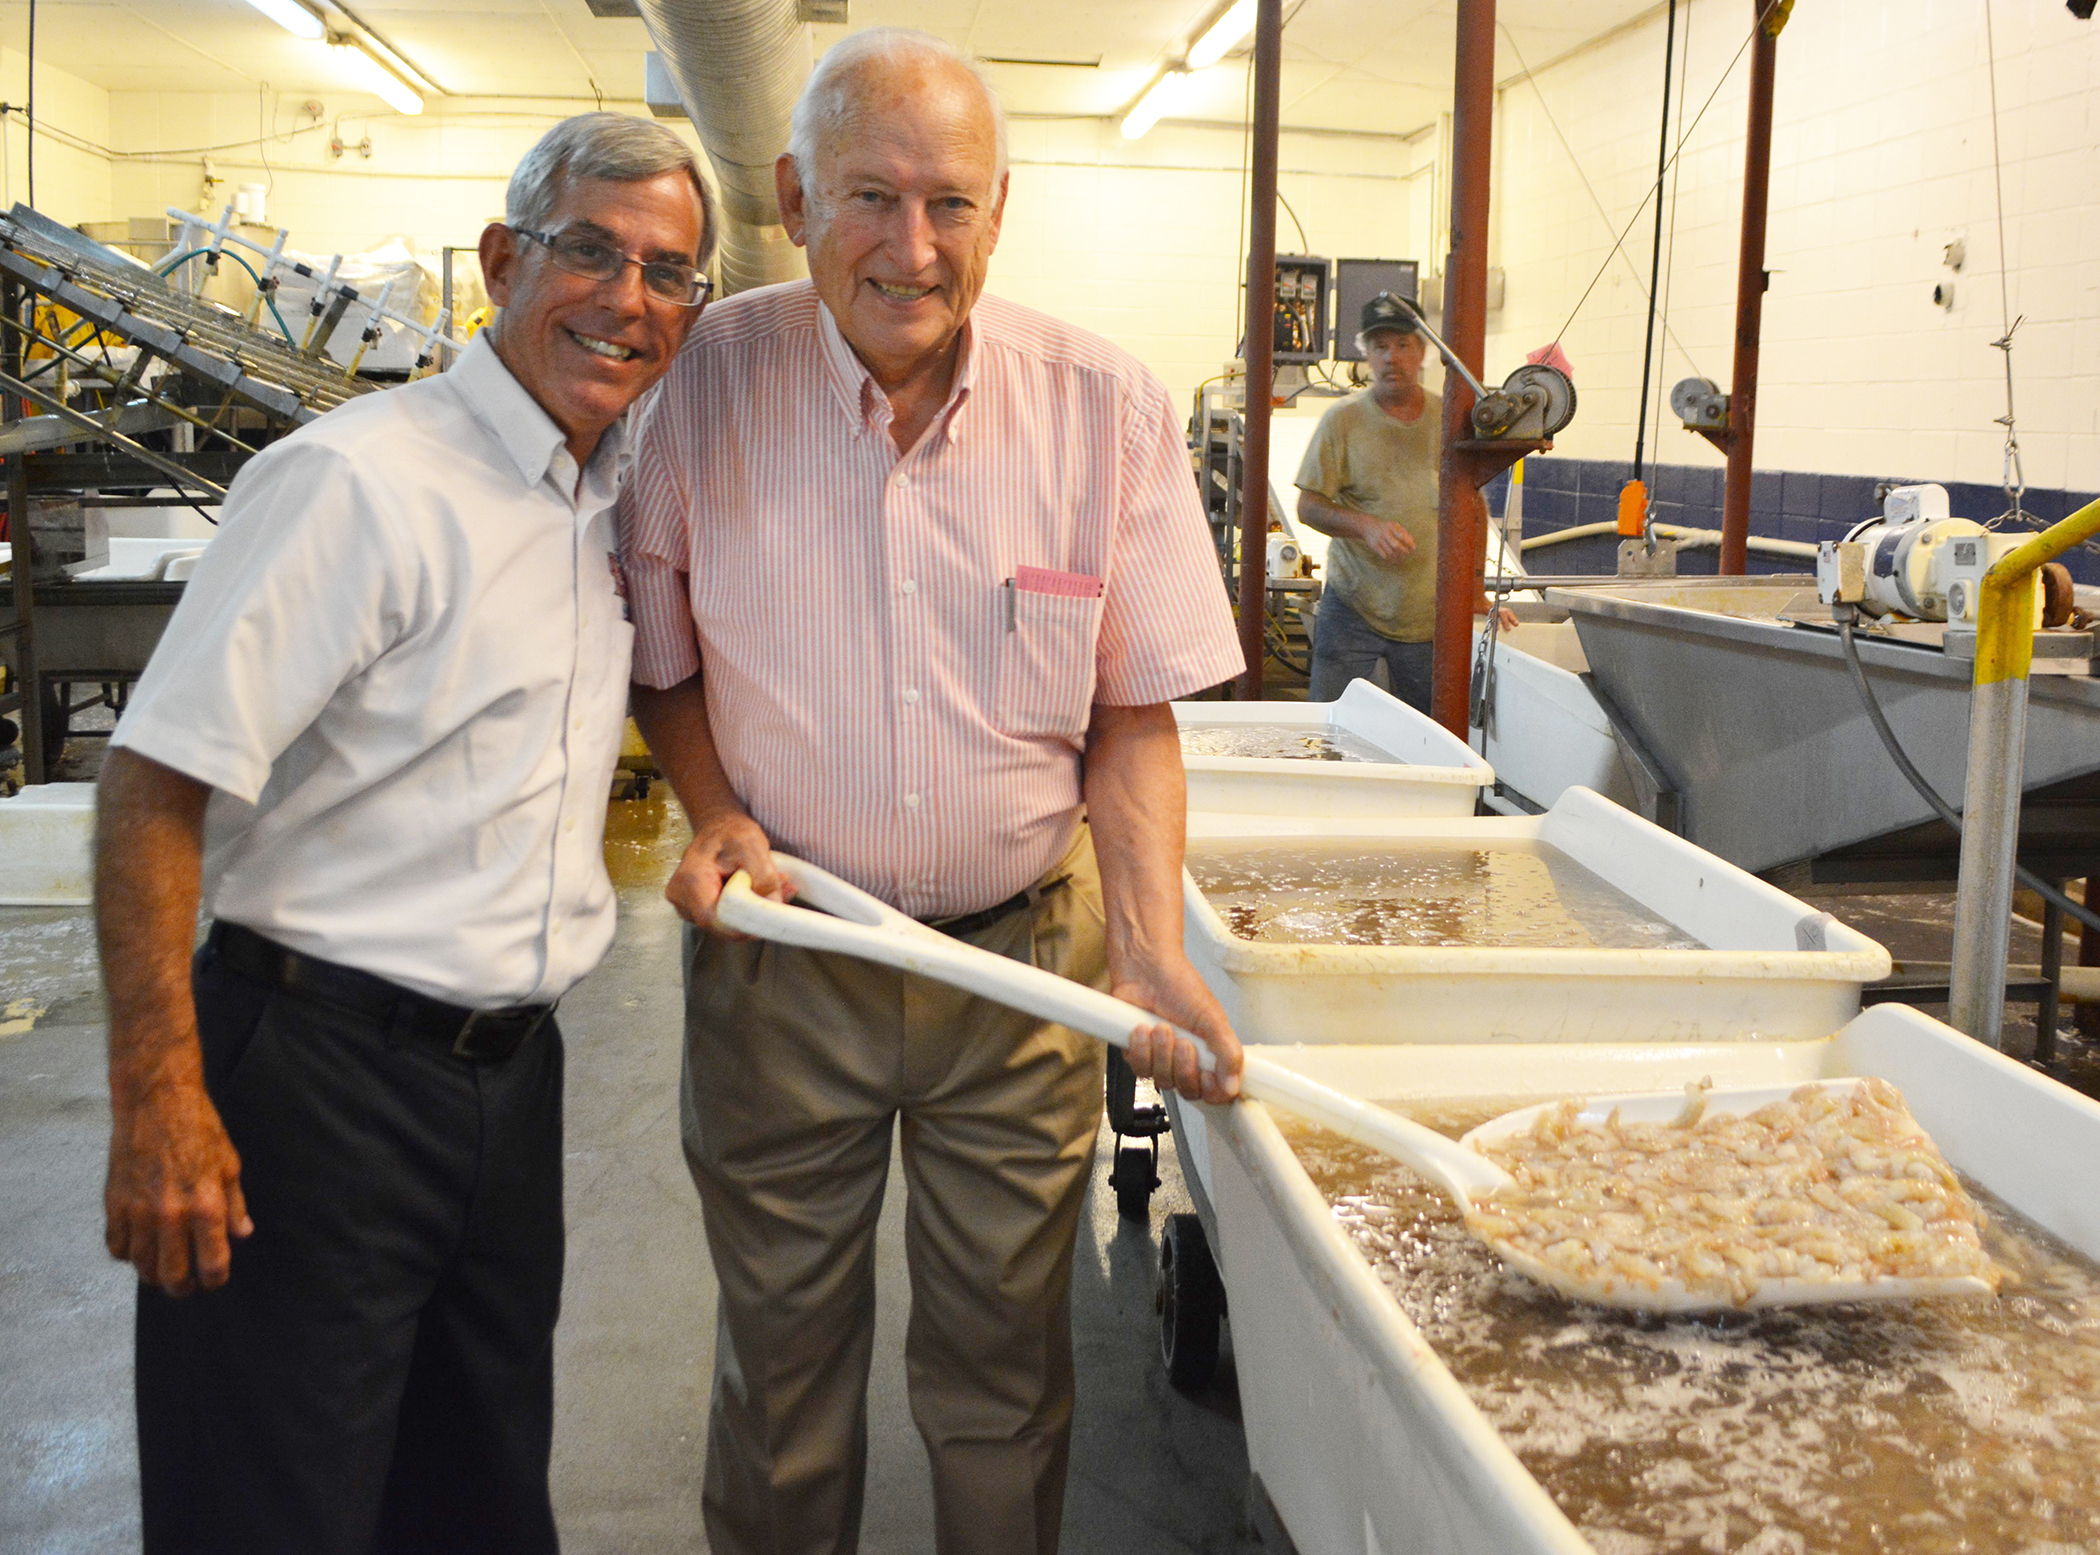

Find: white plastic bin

[1468,621,1634,812]
[1182,786,1889,1044]
[1173,680,1493,820]
[0,782,96,905]
[1192,1007,2100,1555]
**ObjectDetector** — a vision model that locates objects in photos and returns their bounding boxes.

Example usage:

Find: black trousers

[135,935,566,1555]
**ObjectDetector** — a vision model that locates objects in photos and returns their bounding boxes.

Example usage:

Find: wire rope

[1493,21,1701,380]
[1631,0,1677,490]
[1546,0,1788,355]
[1981,0,2029,530]
[1648,0,1694,513]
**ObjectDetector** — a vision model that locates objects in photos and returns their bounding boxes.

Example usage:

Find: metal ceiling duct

[634,0,811,294]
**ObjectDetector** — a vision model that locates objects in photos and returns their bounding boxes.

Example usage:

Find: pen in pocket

[1002,577,1016,632]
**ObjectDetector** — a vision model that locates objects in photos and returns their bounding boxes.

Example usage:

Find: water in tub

[1189,842,1705,951]
[1177,724,1395,763]
[1285,1106,2100,1554]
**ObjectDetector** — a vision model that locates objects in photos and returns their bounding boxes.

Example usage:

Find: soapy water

[1191,843,1705,951]
[1286,1105,2100,1555]
[1177,723,1396,763]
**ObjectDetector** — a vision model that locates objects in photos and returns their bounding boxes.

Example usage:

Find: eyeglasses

[513,226,712,307]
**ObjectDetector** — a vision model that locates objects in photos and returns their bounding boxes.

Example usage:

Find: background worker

[94,114,713,1554]
[620,27,1244,1555]
[1295,291,1517,709]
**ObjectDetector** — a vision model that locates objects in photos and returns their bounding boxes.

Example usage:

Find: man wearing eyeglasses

[95,113,712,1555]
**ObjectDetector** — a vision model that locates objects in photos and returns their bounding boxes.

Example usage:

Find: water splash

[1286,1106,2100,1554]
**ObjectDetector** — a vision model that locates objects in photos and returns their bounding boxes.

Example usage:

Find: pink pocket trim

[1015,565,1104,599]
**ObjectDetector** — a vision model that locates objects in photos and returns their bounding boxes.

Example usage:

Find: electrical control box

[1271,255,1329,366]
[1332,257,1421,361]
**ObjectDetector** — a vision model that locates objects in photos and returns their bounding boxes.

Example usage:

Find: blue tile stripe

[1499,458,2100,585]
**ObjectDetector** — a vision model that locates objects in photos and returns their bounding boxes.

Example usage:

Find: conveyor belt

[0,204,378,424]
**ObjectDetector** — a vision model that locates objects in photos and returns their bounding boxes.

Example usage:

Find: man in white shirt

[94,114,712,1555]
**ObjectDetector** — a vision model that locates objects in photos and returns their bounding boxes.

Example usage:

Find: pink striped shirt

[620,281,1243,918]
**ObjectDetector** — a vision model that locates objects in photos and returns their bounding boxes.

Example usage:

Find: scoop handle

[716,857,1512,1206]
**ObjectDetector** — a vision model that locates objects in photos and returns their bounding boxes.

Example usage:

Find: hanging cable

[24,0,34,210]
[1649,0,1694,502]
[1549,0,1787,353]
[1631,0,1677,493]
[1275,189,1310,254]
[1981,0,2028,530]
[1836,607,2100,935]
[1497,20,1705,381]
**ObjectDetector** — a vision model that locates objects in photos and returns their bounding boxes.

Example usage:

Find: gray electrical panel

[1332,257,1421,362]
[1270,255,1330,367]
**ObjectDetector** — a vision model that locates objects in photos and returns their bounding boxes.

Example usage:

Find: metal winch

[1391,295,1577,441]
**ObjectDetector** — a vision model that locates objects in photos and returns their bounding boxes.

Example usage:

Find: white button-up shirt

[113,334,635,1007]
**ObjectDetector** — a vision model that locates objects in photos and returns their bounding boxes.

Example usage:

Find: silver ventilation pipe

[634,0,811,295]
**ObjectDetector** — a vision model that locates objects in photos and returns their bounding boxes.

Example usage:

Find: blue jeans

[1309,590,1434,712]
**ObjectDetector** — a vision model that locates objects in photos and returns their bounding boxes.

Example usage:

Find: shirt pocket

[992,585,1105,740]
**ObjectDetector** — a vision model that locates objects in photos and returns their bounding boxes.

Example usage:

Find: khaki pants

[680,827,1108,1555]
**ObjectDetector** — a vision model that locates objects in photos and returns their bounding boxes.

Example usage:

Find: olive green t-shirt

[1294,389,1442,642]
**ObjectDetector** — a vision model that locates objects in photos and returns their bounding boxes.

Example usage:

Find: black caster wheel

[1109,1140,1159,1222]
[1158,1212,1223,1392]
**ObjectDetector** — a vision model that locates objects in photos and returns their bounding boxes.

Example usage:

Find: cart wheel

[1110,1141,1158,1222]
[1158,1212,1222,1392]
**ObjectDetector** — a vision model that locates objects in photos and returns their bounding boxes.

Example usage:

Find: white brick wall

[103,92,1427,411]
[1484,0,2100,493]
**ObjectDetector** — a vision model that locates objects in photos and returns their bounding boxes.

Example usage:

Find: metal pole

[1946,497,2100,1043]
[2080,884,2100,1041]
[1429,0,1496,734]
[1717,1,1783,576]
[1949,673,2028,1046]
[2037,882,2064,1064]
[3,277,43,784]
[1234,0,1284,701]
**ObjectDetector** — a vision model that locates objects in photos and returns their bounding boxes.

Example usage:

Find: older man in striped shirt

[622,27,1244,1555]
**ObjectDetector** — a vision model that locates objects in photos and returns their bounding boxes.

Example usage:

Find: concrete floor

[0,792,1262,1555]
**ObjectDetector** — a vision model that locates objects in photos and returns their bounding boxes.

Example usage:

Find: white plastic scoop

[716,855,1511,1210]
[717,857,1995,1313]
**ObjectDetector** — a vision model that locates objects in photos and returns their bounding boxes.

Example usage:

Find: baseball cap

[1360,291,1420,339]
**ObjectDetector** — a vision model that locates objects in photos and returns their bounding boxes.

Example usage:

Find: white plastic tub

[1189,1007,2100,1555]
[1182,786,1890,1044]
[0,782,95,905]
[1173,680,1493,820]
[1468,621,1634,812]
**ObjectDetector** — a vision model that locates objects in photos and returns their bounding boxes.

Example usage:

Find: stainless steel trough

[1546,576,2100,877]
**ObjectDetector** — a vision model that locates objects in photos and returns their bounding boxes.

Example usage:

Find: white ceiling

[5,0,1658,138]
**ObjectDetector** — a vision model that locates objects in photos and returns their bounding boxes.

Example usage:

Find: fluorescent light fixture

[1187,0,1257,70]
[242,0,324,40]
[1120,70,1187,140]
[333,37,424,115]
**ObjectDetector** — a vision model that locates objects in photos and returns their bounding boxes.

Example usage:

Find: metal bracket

[1580,671,1685,834]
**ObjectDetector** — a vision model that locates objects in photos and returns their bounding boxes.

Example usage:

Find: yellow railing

[1974,497,2100,685]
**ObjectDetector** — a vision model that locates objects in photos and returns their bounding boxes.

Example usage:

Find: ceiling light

[242,0,324,41]
[1120,71,1188,140]
[1186,0,1258,70]
[332,37,424,115]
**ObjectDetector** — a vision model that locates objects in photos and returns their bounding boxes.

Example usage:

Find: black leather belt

[918,881,1058,940]
[206,921,556,1063]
